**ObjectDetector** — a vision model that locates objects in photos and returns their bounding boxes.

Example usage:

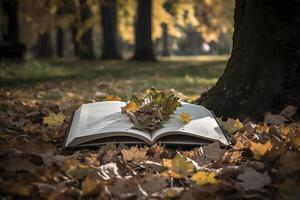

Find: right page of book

[151,102,229,145]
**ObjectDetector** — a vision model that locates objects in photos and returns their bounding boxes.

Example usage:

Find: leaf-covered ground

[1,57,300,199]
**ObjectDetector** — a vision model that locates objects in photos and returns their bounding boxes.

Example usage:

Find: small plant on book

[121,88,183,132]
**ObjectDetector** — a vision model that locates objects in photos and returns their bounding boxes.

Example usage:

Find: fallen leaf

[200,141,225,164]
[43,112,65,127]
[141,174,168,194]
[250,140,273,160]
[180,112,192,124]
[278,179,300,200]
[121,101,138,113]
[81,175,104,196]
[237,167,271,191]
[162,154,195,178]
[279,105,297,118]
[221,118,243,134]
[105,95,121,101]
[264,112,287,126]
[191,171,218,185]
[2,182,34,197]
[121,146,148,163]
[279,151,300,176]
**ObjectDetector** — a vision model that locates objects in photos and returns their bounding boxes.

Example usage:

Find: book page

[67,101,151,146]
[152,102,228,145]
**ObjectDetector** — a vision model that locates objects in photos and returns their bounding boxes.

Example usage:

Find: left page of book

[65,101,151,147]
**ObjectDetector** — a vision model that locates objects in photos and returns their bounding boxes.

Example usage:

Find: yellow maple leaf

[121,101,138,113]
[162,154,195,179]
[43,112,65,127]
[191,171,218,185]
[250,140,273,160]
[180,112,192,124]
[105,95,121,101]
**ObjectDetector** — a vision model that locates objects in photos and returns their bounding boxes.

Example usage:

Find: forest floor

[1,56,300,199]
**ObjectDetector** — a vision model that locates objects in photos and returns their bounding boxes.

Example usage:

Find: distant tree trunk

[56,28,64,57]
[161,23,169,56]
[100,0,121,59]
[0,0,25,60]
[199,0,300,121]
[132,0,156,61]
[70,25,79,57]
[34,32,53,58]
[78,0,95,59]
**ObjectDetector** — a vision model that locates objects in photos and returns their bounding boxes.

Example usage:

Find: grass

[0,55,228,102]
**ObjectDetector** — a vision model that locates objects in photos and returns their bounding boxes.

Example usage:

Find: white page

[152,102,228,145]
[66,101,151,146]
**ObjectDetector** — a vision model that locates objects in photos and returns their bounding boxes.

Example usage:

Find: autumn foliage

[0,89,300,199]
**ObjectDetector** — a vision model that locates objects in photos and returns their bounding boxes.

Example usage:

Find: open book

[63,101,230,148]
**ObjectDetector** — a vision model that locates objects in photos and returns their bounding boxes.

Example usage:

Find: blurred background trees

[0,0,234,61]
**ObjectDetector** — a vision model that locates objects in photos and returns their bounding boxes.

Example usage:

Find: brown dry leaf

[264,112,287,126]
[250,140,273,160]
[162,154,195,179]
[43,112,65,127]
[278,179,300,200]
[121,146,148,163]
[191,171,218,185]
[180,112,192,124]
[105,95,121,101]
[2,182,34,197]
[200,141,226,164]
[141,174,168,194]
[223,151,242,164]
[81,175,104,196]
[290,129,300,149]
[279,105,297,118]
[236,167,271,191]
[121,101,138,113]
[279,151,300,176]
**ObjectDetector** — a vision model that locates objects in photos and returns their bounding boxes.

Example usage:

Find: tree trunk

[34,32,53,58]
[100,0,121,59]
[0,0,25,60]
[78,0,95,59]
[70,25,79,57]
[161,23,170,56]
[132,0,156,61]
[199,0,300,121]
[56,28,64,57]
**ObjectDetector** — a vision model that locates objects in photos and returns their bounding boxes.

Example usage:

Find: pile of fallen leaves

[121,88,182,132]
[1,90,300,200]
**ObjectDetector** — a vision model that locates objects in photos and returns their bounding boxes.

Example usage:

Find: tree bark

[100,0,121,59]
[161,23,170,56]
[132,0,156,61]
[0,0,25,60]
[78,0,95,59]
[56,27,64,57]
[34,32,53,58]
[199,0,300,121]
